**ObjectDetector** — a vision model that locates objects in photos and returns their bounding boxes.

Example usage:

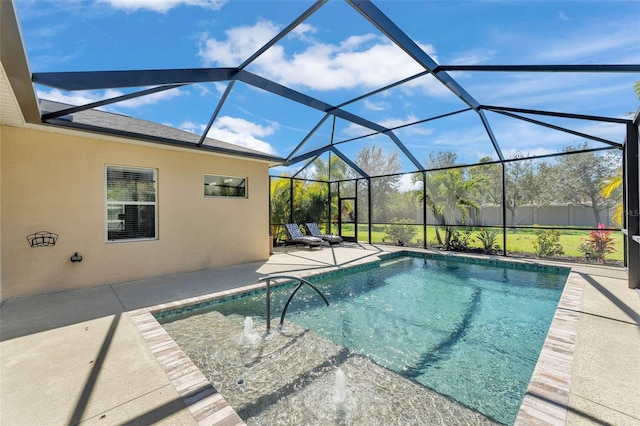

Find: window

[106,165,157,241]
[204,174,247,198]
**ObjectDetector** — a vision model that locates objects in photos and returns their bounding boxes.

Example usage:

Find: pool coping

[514,271,583,425]
[129,250,581,425]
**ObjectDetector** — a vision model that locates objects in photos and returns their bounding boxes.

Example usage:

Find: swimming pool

[159,254,569,425]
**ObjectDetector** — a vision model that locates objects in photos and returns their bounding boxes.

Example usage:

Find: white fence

[420,204,617,227]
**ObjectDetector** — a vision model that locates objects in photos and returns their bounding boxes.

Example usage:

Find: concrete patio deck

[1,244,638,425]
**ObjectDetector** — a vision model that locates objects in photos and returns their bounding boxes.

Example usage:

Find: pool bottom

[162,310,498,426]
[134,249,580,425]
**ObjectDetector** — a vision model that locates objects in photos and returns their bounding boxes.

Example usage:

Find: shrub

[383,219,418,246]
[579,224,616,263]
[578,241,597,261]
[533,229,564,257]
[448,228,473,251]
[476,228,500,254]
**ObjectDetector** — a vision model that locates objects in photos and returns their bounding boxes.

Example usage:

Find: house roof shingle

[39,98,283,163]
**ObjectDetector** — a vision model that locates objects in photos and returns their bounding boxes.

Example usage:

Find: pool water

[160,255,568,425]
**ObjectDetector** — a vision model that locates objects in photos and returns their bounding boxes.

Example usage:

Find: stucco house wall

[1,125,270,300]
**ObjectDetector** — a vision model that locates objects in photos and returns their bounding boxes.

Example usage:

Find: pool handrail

[258,274,329,332]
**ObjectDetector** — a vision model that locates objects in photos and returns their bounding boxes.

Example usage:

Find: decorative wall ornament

[26,231,58,247]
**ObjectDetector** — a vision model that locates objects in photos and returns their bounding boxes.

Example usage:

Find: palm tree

[601,81,639,225]
[417,168,483,249]
[601,175,623,226]
[270,175,292,242]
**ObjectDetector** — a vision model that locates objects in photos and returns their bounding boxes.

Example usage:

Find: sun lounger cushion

[304,223,343,246]
[284,224,323,249]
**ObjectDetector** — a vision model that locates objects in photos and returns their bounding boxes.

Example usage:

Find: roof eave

[44,118,285,165]
[0,0,40,124]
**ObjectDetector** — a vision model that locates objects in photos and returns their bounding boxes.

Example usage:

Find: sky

[13,0,640,179]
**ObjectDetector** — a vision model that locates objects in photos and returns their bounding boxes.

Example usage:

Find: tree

[469,153,549,226]
[270,174,329,242]
[354,145,402,223]
[270,175,292,242]
[416,152,483,249]
[308,154,348,182]
[601,173,623,226]
[427,151,458,169]
[426,169,483,248]
[292,179,329,225]
[503,154,540,225]
[534,160,562,206]
[386,189,422,224]
[468,156,501,206]
[554,143,620,224]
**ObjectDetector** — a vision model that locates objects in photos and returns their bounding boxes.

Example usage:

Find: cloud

[178,120,201,133]
[296,164,318,180]
[397,173,422,192]
[380,115,418,129]
[198,20,281,66]
[37,88,97,107]
[28,23,68,38]
[468,73,635,116]
[537,28,639,62]
[115,88,185,107]
[489,13,639,64]
[274,39,435,92]
[36,86,186,108]
[575,121,626,142]
[339,113,435,141]
[502,147,555,159]
[213,115,276,138]
[364,100,388,111]
[341,122,379,138]
[290,23,317,42]
[269,164,299,176]
[448,49,495,66]
[424,113,624,164]
[488,119,594,157]
[98,0,227,13]
[29,49,85,71]
[380,115,434,136]
[180,116,278,155]
[192,82,230,99]
[198,20,444,94]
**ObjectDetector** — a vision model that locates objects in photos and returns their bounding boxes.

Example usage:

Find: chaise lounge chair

[284,223,324,250]
[304,222,343,246]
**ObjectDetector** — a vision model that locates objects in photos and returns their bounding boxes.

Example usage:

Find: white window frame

[105,165,158,242]
[204,174,248,198]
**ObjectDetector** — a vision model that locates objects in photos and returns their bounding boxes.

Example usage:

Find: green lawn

[335,224,623,262]
[504,228,623,261]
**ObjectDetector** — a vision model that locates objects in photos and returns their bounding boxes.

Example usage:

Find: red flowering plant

[579,224,616,263]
